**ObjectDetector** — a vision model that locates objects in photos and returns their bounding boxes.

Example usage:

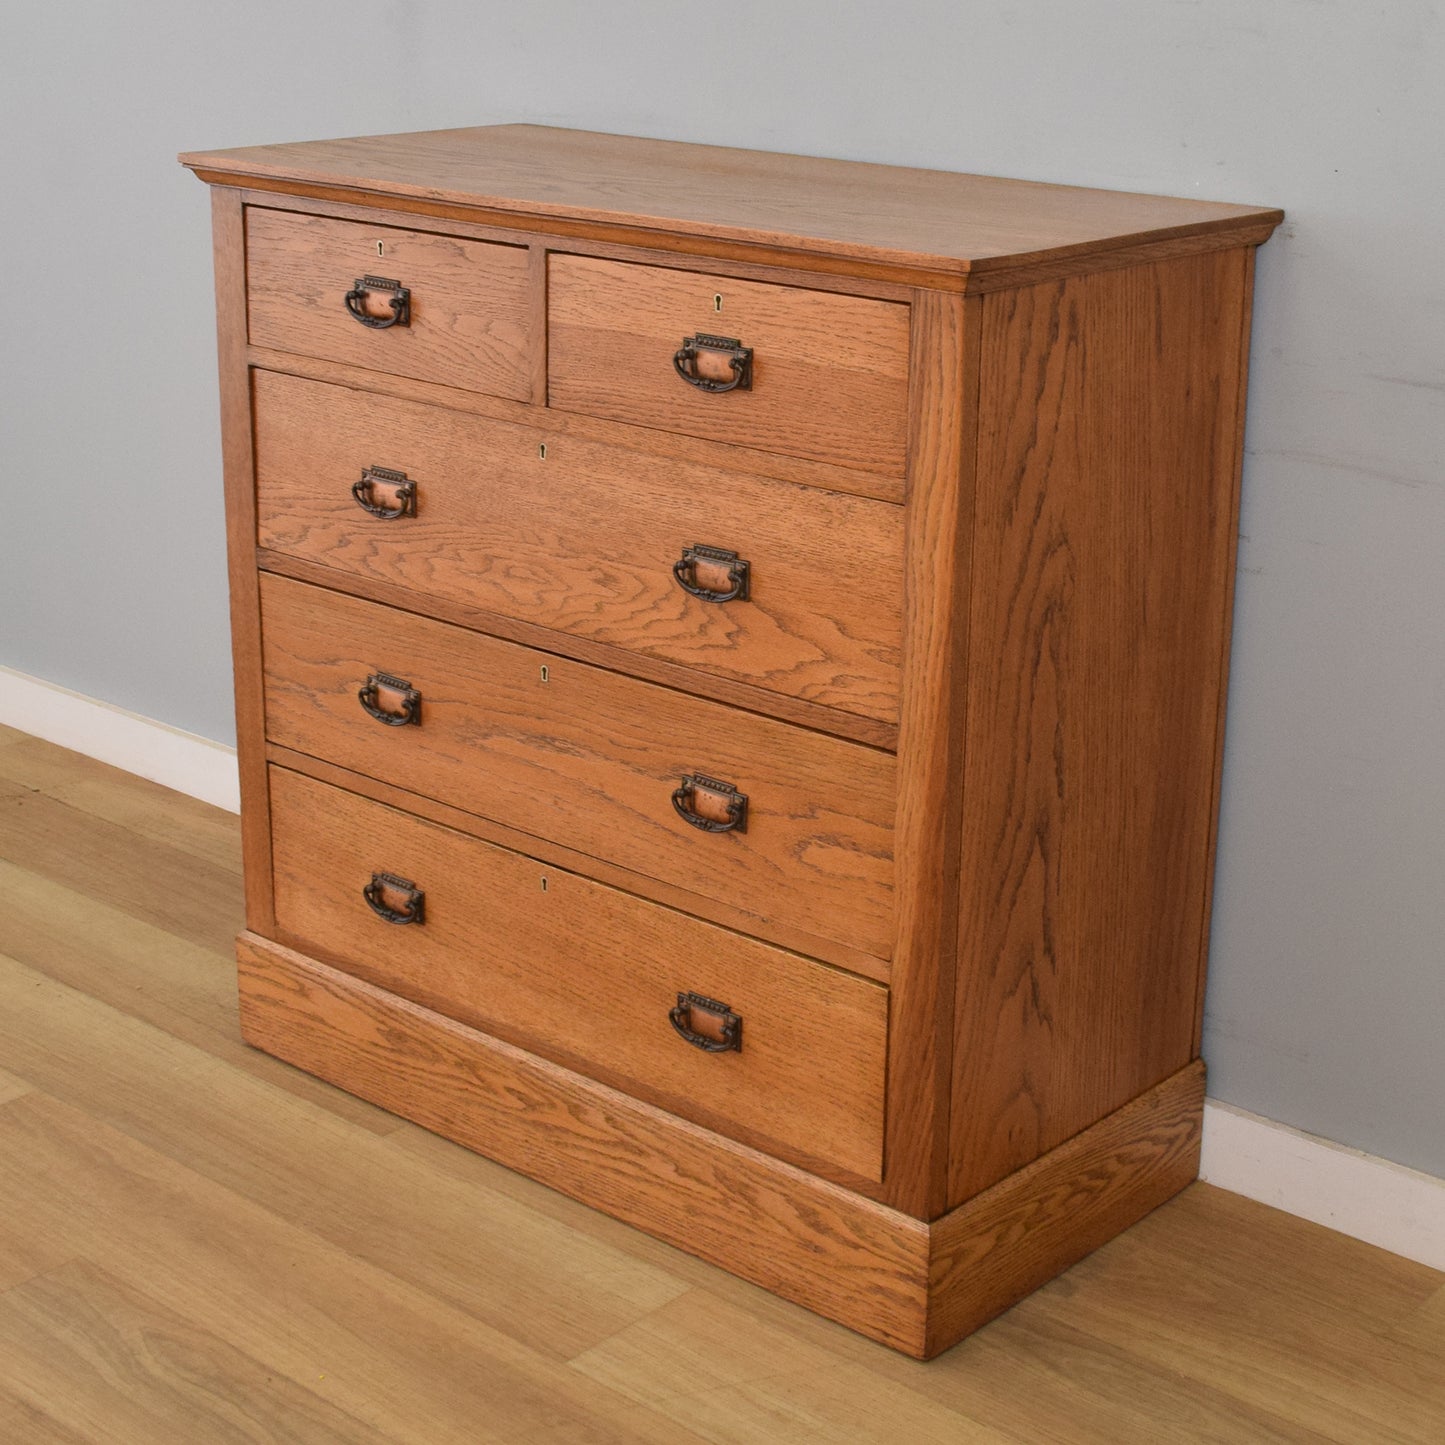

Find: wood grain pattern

[0,953,697,1377]
[249,341,905,505]
[210,187,275,934]
[0,1068,29,1108]
[236,932,933,1354]
[228,184,918,303]
[926,1060,1204,1357]
[548,255,910,475]
[189,171,1280,294]
[9,734,1439,1433]
[181,131,1281,1359]
[1193,247,1258,1057]
[235,932,1218,1360]
[268,766,888,1182]
[252,368,905,723]
[245,207,532,399]
[0,1259,387,1444]
[263,743,891,983]
[0,1091,700,1444]
[182,125,1282,284]
[882,289,979,1219]
[261,549,898,751]
[950,248,1254,1205]
[0,852,394,1138]
[259,573,896,959]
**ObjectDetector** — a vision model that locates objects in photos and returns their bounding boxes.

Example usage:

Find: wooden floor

[0,726,1440,1444]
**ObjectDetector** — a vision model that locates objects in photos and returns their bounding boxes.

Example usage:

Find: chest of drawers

[182,126,1279,1358]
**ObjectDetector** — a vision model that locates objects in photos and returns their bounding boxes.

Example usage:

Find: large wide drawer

[245,208,532,400]
[267,767,887,1179]
[259,574,896,958]
[253,370,905,724]
[547,256,911,476]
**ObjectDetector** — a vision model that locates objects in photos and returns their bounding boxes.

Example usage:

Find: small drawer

[245,208,531,400]
[259,573,896,959]
[269,766,888,1180]
[547,256,910,476]
[253,370,905,724]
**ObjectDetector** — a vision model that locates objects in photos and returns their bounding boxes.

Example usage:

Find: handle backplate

[673,333,752,393]
[352,465,416,519]
[345,275,411,329]
[669,991,743,1052]
[358,671,421,727]
[673,543,750,603]
[363,871,425,925]
[671,773,748,834]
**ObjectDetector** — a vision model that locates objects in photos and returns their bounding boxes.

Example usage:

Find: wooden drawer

[268,767,888,1180]
[253,369,905,724]
[245,208,532,399]
[259,574,896,958]
[547,256,910,476]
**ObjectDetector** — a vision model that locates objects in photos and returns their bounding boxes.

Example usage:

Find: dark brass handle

[351,466,416,520]
[671,774,748,834]
[344,274,411,329]
[673,333,752,393]
[363,871,425,925]
[669,991,742,1053]
[358,672,421,727]
[672,544,750,603]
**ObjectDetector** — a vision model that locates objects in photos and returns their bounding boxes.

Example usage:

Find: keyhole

[540,876,549,893]
[377,240,385,257]
[538,442,547,460]
[540,664,549,683]
[714,293,723,313]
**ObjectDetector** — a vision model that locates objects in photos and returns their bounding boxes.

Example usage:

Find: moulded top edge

[179,124,1283,278]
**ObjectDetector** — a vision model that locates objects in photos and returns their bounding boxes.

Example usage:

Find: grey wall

[3,2,1441,1176]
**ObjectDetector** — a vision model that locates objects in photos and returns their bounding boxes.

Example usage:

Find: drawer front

[548,256,911,476]
[260,574,896,957]
[269,767,887,1180]
[245,208,532,400]
[254,370,905,724]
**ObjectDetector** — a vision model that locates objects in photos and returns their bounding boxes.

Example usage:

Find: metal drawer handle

[671,773,748,834]
[363,871,425,925]
[672,544,750,603]
[352,465,416,519]
[358,672,421,727]
[344,274,411,329]
[673,333,752,393]
[669,991,742,1053]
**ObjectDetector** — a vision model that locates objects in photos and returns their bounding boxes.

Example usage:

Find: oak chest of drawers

[182,126,1280,1358]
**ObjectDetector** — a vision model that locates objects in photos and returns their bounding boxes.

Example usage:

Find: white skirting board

[0,665,240,813]
[1201,1100,1445,1272]
[2,664,1441,1271]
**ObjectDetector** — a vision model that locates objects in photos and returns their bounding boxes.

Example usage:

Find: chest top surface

[180,123,1281,282]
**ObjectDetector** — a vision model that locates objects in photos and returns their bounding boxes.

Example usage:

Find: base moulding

[238,930,1205,1358]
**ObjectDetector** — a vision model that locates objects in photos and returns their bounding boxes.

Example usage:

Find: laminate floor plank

[0,858,399,1136]
[571,1288,1020,1445]
[0,1392,93,1445]
[1020,1188,1445,1444]
[0,731,1441,1442]
[0,734,242,872]
[0,1091,706,1445]
[0,1066,30,1107]
[0,951,691,1365]
[0,1259,395,1445]
[0,790,239,953]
